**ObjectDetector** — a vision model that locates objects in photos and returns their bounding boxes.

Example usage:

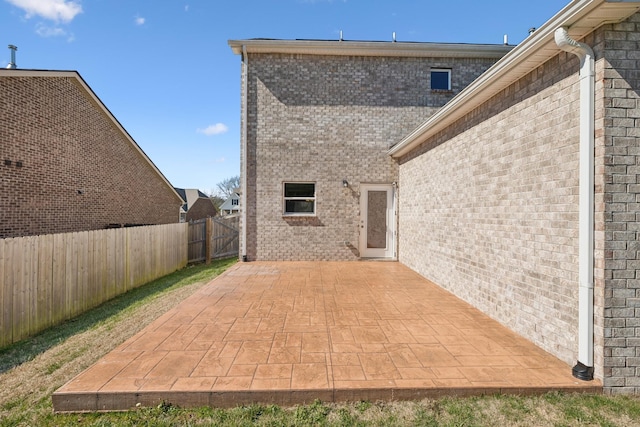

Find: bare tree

[215,175,240,199]
[209,195,225,208]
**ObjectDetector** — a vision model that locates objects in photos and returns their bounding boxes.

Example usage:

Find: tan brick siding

[398,12,640,393]
[398,55,582,368]
[595,14,640,394]
[0,76,181,238]
[244,53,499,260]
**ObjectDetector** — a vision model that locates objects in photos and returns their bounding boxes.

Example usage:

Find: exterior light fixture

[342,179,348,188]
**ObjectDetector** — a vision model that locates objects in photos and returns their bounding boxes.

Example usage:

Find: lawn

[1,257,640,427]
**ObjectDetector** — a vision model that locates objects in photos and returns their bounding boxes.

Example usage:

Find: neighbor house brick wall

[398,53,583,369]
[244,53,500,260]
[594,14,640,394]
[185,198,217,222]
[0,75,181,238]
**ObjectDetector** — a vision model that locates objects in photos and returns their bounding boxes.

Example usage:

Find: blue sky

[2,0,569,195]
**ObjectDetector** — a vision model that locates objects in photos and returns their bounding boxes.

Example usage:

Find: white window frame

[283,182,316,216]
[430,68,451,91]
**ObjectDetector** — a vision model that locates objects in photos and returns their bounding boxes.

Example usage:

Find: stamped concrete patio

[53,261,600,412]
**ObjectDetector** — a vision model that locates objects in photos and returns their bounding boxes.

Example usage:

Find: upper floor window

[283,182,315,216]
[431,69,451,91]
[231,198,239,206]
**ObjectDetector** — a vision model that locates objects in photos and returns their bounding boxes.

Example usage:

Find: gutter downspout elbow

[555,27,595,381]
[241,45,249,262]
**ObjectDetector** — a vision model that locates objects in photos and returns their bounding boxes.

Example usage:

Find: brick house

[0,69,183,238]
[228,39,511,261]
[185,197,218,222]
[230,0,640,393]
[175,188,217,222]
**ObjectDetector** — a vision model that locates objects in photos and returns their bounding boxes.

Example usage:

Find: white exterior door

[359,184,395,259]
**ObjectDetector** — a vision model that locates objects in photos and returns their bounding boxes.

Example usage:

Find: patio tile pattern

[53,261,600,412]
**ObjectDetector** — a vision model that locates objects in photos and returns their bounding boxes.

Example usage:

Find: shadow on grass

[0,258,237,374]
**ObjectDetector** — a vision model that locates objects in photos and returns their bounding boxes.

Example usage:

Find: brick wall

[595,14,640,394]
[398,54,582,368]
[244,53,499,260]
[186,198,217,222]
[397,12,640,393]
[0,75,181,238]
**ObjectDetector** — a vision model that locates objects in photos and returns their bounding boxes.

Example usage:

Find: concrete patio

[53,261,600,412]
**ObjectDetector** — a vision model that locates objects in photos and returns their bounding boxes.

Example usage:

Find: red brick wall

[0,74,182,238]
[185,198,217,221]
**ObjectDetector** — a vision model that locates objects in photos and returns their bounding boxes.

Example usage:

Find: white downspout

[241,45,248,262]
[554,27,594,381]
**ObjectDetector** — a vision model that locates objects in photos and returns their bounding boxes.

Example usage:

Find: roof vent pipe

[392,32,396,42]
[6,45,17,69]
[555,26,595,382]
[503,34,508,45]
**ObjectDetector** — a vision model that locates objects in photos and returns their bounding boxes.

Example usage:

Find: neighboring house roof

[174,188,208,212]
[219,193,240,212]
[0,68,183,205]
[388,0,640,158]
[228,39,513,59]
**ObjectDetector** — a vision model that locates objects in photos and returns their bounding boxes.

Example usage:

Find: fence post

[205,217,213,264]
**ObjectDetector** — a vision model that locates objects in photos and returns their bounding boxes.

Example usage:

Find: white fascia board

[1,69,184,203]
[388,0,640,158]
[228,39,512,59]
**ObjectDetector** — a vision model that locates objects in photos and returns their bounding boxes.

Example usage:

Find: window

[231,198,239,206]
[431,68,451,90]
[283,182,315,215]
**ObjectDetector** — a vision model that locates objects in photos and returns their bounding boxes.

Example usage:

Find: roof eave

[228,39,513,59]
[388,0,640,158]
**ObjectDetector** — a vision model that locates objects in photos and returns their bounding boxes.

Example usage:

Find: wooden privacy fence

[188,215,239,264]
[0,223,188,348]
[188,219,207,263]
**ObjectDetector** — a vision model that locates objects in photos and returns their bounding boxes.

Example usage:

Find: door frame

[359,183,396,259]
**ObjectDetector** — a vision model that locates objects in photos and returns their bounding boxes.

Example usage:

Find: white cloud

[36,23,65,37]
[197,123,229,136]
[6,0,82,23]
[214,157,226,163]
[134,16,145,25]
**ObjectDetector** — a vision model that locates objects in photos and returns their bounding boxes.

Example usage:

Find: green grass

[0,258,236,373]
[80,395,638,427]
[0,258,237,427]
[2,257,640,426]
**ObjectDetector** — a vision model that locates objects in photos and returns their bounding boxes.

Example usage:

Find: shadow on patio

[53,261,600,412]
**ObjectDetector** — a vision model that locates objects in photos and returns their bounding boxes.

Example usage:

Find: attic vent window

[431,68,451,91]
